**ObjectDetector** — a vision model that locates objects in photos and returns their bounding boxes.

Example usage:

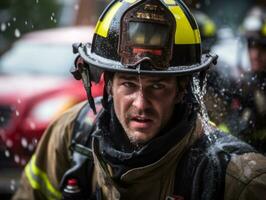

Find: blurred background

[0,0,266,199]
[1,0,265,55]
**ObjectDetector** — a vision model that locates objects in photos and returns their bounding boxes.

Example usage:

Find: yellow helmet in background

[192,10,217,53]
[242,6,266,46]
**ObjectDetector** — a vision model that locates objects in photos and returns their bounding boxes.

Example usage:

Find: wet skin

[111,73,180,145]
[249,46,266,72]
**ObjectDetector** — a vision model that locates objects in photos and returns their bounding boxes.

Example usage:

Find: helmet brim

[79,43,218,76]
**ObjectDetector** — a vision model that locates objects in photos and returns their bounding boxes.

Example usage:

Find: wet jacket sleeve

[12,102,87,200]
[224,152,266,200]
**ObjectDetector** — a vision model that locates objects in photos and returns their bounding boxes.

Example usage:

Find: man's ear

[103,72,114,96]
[175,76,190,104]
[107,80,113,96]
[175,89,186,104]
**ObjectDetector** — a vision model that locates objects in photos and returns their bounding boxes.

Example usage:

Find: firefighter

[13,1,266,200]
[230,6,266,153]
[210,6,266,153]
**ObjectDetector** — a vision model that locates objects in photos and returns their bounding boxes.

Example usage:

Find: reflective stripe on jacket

[25,155,61,200]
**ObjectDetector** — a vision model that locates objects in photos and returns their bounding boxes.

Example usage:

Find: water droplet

[28,144,34,152]
[6,139,13,148]
[191,75,214,136]
[32,138,38,145]
[21,159,27,166]
[14,29,21,38]
[21,137,28,148]
[74,4,79,11]
[17,98,21,104]
[36,0,39,3]
[249,160,256,166]
[29,121,36,130]
[243,166,252,177]
[136,65,140,74]
[14,155,20,163]
[5,150,10,157]
[10,179,16,191]
[1,23,6,31]
[13,17,17,22]
[195,3,201,9]
[16,110,20,116]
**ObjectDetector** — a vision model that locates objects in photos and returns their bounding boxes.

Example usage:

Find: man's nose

[250,48,260,58]
[132,90,150,110]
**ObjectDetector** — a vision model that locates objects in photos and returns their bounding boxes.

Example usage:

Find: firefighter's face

[111,73,181,145]
[248,45,266,72]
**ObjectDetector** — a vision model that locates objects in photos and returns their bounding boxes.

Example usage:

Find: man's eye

[152,83,164,89]
[123,82,136,88]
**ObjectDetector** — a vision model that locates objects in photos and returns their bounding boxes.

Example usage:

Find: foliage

[0,0,61,53]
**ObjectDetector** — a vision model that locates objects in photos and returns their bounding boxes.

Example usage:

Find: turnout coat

[12,101,266,200]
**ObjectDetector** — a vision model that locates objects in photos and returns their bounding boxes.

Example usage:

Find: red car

[0,26,103,167]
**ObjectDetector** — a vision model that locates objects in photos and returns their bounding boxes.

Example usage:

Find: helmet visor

[120,21,173,70]
[128,22,169,46]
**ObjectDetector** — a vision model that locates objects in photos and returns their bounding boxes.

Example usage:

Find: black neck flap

[92,101,197,180]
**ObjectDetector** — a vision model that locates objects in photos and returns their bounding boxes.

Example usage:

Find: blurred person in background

[12,0,266,200]
[230,5,266,153]
[206,5,266,154]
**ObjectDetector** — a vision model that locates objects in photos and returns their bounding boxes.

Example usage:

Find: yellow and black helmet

[242,6,266,46]
[76,0,217,76]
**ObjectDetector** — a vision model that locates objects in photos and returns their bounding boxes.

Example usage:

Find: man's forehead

[248,39,266,50]
[114,73,176,82]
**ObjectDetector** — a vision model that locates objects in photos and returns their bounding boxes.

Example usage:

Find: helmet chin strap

[81,67,97,115]
[71,55,97,114]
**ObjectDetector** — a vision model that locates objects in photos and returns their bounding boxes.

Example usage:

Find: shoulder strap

[173,130,255,200]
[60,100,102,199]
[70,101,94,157]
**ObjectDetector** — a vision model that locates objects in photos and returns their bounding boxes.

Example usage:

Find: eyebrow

[116,74,171,82]
[117,74,138,81]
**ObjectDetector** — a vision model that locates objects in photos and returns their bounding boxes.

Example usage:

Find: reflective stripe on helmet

[168,5,201,44]
[124,0,137,3]
[163,0,176,4]
[95,0,138,38]
[95,1,123,38]
[25,155,62,200]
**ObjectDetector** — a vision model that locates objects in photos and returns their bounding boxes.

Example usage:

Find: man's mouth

[130,116,153,129]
